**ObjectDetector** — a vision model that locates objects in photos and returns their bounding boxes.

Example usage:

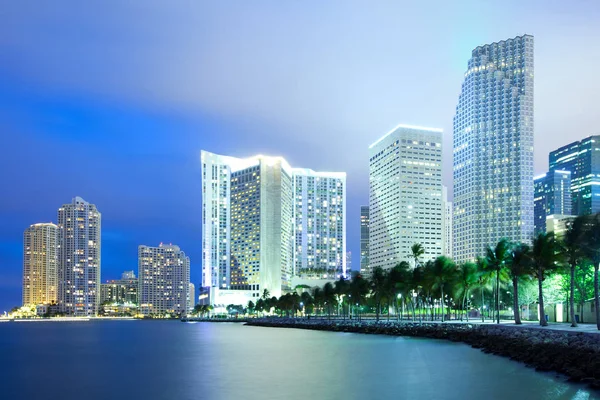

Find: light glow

[369,123,443,149]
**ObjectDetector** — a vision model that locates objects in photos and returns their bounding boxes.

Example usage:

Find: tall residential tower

[369,124,444,269]
[57,197,101,316]
[453,35,534,261]
[23,223,58,306]
[360,205,370,276]
[533,170,572,233]
[138,243,190,316]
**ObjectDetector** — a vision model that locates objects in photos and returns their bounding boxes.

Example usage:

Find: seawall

[245,318,600,387]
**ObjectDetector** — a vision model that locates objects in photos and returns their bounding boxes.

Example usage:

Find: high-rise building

[57,197,101,316]
[369,124,444,269]
[138,243,190,316]
[360,206,370,276]
[534,170,572,233]
[189,283,195,311]
[442,186,453,258]
[100,272,138,305]
[546,214,576,238]
[293,169,346,276]
[23,223,58,306]
[453,35,534,261]
[201,150,346,306]
[549,135,600,216]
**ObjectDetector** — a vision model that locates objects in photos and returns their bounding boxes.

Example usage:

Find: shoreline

[245,318,600,387]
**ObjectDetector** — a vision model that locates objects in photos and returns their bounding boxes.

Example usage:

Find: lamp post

[397,293,402,321]
[412,290,417,322]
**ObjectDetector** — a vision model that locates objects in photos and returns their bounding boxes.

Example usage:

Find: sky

[0,1,599,311]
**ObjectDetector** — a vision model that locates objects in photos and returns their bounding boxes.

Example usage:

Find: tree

[475,257,492,322]
[485,238,511,324]
[455,262,478,321]
[334,276,350,319]
[261,289,270,301]
[322,282,337,321]
[561,215,586,327]
[427,256,456,322]
[247,301,255,316]
[411,243,425,269]
[531,232,563,327]
[348,271,369,320]
[507,243,533,325]
[370,267,387,322]
[581,213,600,330]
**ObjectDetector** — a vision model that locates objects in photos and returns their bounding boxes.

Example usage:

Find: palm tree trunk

[481,287,485,322]
[570,264,578,328]
[441,288,445,322]
[595,263,600,330]
[496,270,500,324]
[512,277,521,325]
[538,268,548,327]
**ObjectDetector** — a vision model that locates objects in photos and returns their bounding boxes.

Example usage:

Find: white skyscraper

[453,35,534,261]
[292,169,346,276]
[442,186,453,258]
[57,197,101,316]
[23,223,58,306]
[201,150,346,306]
[369,124,444,269]
[138,243,190,316]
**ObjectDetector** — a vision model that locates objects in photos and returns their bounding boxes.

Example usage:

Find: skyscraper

[23,223,58,306]
[201,150,346,306]
[369,124,444,269]
[138,243,190,316]
[442,186,453,258]
[293,169,346,276]
[57,197,101,316]
[360,205,370,276]
[453,35,534,261]
[549,135,600,216]
[533,170,572,233]
[100,271,138,305]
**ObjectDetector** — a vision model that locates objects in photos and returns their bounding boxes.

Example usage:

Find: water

[0,320,597,400]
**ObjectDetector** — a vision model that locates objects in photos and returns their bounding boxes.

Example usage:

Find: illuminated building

[100,271,138,304]
[138,243,190,316]
[549,135,600,216]
[534,171,572,233]
[442,186,453,258]
[369,124,444,268]
[58,197,101,316]
[360,206,370,276]
[189,283,195,311]
[453,35,534,261]
[201,150,346,306]
[22,223,58,306]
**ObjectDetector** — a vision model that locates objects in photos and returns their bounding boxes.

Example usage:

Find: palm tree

[455,262,478,321]
[334,276,349,319]
[507,243,533,325]
[485,238,511,324]
[531,232,563,327]
[427,256,456,322]
[322,282,337,320]
[261,289,270,301]
[349,271,369,321]
[475,257,491,322]
[370,267,387,322]
[411,243,425,269]
[561,215,586,327]
[581,213,600,330]
[388,262,410,320]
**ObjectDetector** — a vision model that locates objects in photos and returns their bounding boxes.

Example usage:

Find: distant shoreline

[245,318,600,388]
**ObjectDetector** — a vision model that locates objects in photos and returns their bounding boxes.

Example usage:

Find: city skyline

[1,2,600,311]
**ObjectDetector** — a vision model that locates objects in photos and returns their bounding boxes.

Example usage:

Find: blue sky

[1,1,599,311]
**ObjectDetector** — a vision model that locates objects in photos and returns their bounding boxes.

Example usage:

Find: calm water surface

[0,320,597,400]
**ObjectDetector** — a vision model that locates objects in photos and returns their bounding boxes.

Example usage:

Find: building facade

[360,205,370,276]
[138,243,190,316]
[369,124,444,269]
[23,223,58,306]
[57,197,101,316]
[442,186,453,258]
[100,271,138,305]
[534,170,572,233]
[292,169,346,277]
[549,135,600,216]
[201,150,346,306]
[453,35,534,261]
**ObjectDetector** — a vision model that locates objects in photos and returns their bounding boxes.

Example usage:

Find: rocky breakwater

[245,318,600,387]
